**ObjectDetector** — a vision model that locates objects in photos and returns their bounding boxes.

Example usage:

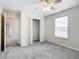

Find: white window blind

[55,16,68,39]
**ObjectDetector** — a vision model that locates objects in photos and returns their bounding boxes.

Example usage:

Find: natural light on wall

[55,16,68,39]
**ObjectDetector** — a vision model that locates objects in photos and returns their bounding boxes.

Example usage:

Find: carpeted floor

[0,42,79,59]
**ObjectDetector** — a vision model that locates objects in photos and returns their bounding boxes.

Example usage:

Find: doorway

[5,10,20,47]
[0,10,21,52]
[33,19,40,43]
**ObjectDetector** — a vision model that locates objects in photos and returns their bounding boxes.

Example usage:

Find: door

[33,19,40,42]
[1,13,6,52]
[1,14,5,51]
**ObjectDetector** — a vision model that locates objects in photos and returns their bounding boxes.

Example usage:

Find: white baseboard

[46,40,79,52]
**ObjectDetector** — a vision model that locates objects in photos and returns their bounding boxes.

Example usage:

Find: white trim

[47,40,79,52]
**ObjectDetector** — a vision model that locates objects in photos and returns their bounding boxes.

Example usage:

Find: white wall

[20,11,30,46]
[20,10,45,46]
[40,16,45,42]
[45,6,79,51]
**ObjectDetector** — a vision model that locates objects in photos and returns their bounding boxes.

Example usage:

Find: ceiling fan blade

[53,0,61,3]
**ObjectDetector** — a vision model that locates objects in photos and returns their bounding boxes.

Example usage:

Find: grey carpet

[0,42,79,59]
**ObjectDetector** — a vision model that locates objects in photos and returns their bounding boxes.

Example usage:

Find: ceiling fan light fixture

[43,6,51,11]
[41,0,61,11]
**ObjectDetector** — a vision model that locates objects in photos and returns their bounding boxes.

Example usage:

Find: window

[55,16,68,39]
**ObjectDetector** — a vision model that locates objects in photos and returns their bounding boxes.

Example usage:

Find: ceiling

[0,0,79,16]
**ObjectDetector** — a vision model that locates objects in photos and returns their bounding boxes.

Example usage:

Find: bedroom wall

[20,11,45,46]
[20,11,30,46]
[45,6,79,51]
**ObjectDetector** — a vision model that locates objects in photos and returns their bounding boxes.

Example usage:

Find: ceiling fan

[35,0,61,11]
